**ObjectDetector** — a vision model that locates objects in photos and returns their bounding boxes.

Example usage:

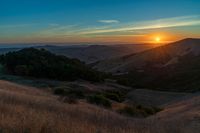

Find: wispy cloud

[81,15,200,35]
[32,15,200,40]
[5,15,199,42]
[37,24,111,37]
[98,20,120,24]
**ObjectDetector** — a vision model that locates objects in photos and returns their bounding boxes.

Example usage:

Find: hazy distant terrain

[0,44,154,64]
[43,44,154,63]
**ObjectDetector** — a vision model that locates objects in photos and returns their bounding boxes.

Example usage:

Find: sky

[0,0,200,44]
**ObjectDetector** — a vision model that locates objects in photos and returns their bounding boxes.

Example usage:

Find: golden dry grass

[0,80,199,133]
[0,80,141,133]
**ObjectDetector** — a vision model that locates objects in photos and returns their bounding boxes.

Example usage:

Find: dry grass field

[0,80,199,133]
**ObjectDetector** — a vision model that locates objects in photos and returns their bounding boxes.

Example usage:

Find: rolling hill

[94,38,200,73]
[93,38,200,91]
[42,44,154,64]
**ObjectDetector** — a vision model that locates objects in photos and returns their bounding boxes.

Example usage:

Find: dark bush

[152,106,163,112]
[138,106,162,116]
[87,94,111,108]
[62,96,78,104]
[58,96,78,104]
[118,105,162,117]
[103,93,122,102]
[15,65,29,75]
[103,90,126,102]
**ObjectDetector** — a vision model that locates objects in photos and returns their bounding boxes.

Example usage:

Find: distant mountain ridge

[0,44,154,64]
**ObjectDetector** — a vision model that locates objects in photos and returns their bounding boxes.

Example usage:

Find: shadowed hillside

[94,38,200,92]
[94,38,200,73]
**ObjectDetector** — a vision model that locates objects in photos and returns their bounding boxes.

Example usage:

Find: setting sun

[155,37,161,43]
[147,33,169,44]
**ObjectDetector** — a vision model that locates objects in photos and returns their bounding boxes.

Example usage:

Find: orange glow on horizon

[0,32,182,44]
[147,33,175,44]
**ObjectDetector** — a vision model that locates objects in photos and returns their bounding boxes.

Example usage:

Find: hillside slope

[39,44,154,64]
[94,38,200,73]
[151,93,200,133]
[0,79,199,133]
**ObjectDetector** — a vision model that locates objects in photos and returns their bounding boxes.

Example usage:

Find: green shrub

[139,106,163,116]
[118,105,162,117]
[87,95,111,108]
[15,65,29,75]
[103,90,126,102]
[103,93,122,102]
[152,106,163,112]
[142,107,154,116]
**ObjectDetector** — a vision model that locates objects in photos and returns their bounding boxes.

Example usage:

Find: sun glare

[155,37,161,43]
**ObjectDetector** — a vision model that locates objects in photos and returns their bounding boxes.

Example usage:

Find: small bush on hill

[58,95,78,104]
[118,105,162,117]
[87,94,111,108]
[102,92,122,102]
[102,90,126,102]
[136,105,162,116]
[62,96,78,104]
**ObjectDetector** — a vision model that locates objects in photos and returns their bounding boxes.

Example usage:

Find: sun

[155,37,161,43]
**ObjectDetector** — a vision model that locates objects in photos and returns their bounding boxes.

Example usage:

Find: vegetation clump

[102,90,126,102]
[0,48,104,82]
[59,96,79,104]
[118,105,162,117]
[87,94,111,108]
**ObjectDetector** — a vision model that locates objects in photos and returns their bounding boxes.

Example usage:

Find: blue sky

[0,0,200,43]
